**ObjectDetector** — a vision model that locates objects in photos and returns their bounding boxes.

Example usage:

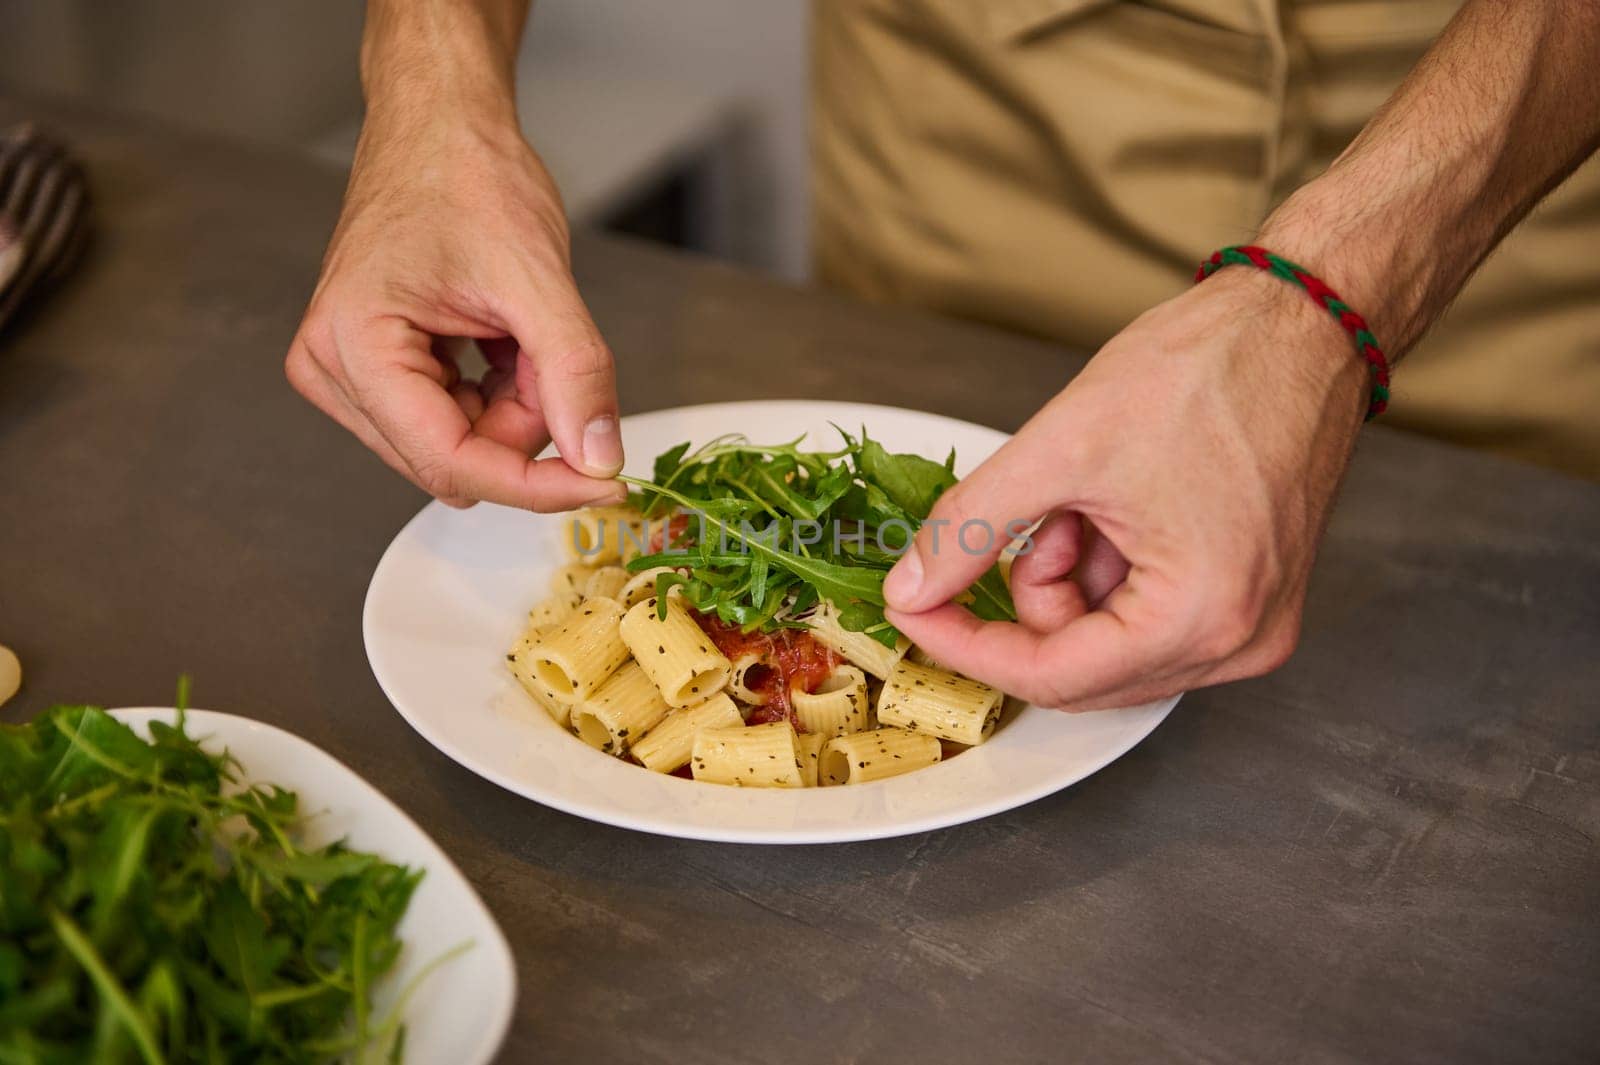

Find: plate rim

[363,399,1181,844]
[107,705,518,1063]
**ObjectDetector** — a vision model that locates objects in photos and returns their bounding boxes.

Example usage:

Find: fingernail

[883,548,924,608]
[582,416,624,475]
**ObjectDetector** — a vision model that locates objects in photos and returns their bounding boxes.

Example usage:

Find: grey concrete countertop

[1,95,1596,1065]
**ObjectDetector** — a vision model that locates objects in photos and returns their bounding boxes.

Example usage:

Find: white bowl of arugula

[0,696,514,1063]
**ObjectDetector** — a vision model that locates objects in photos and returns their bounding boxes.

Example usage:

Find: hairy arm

[886,0,1600,710]
[360,0,526,131]
[1263,0,1600,356]
[286,0,628,510]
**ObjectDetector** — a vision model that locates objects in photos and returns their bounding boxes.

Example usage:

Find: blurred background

[0,1,811,278]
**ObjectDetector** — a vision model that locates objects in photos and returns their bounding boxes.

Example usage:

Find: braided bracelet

[1195,245,1391,420]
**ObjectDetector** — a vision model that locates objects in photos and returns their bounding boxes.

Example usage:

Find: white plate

[364,400,1178,844]
[110,707,516,1064]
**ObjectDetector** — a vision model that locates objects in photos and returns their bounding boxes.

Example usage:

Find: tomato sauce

[693,612,839,730]
[647,512,692,553]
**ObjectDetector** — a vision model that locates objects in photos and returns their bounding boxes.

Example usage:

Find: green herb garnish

[0,688,432,1063]
[618,428,1017,647]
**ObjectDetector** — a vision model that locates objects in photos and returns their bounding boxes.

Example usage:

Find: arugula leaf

[0,701,437,1062]
[857,429,957,519]
[968,564,1019,623]
[652,441,691,484]
[748,461,853,522]
[619,476,889,609]
[749,552,770,610]
[839,605,908,650]
[833,601,877,629]
[615,428,1017,643]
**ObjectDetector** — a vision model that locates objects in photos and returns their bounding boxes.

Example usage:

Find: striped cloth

[0,124,90,334]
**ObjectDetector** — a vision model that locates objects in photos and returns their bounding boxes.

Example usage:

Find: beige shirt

[814,0,1600,479]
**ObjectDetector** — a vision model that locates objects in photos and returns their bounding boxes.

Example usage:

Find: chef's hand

[285,106,625,511]
[883,267,1367,710]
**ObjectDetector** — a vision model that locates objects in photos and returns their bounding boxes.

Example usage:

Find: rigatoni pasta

[691,721,804,788]
[631,693,743,774]
[727,652,771,706]
[618,566,674,609]
[804,601,909,679]
[619,597,731,707]
[790,665,870,737]
[569,661,671,755]
[563,506,647,564]
[524,596,629,705]
[550,563,597,610]
[876,660,1002,746]
[583,565,630,602]
[508,545,1003,788]
[795,731,827,787]
[820,728,942,786]
[508,435,1022,789]
[527,595,572,634]
[505,627,571,727]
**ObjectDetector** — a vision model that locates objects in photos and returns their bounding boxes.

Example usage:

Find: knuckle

[1195,605,1259,663]
[410,456,459,500]
[546,336,614,381]
[284,343,316,397]
[342,371,385,414]
[341,350,405,414]
[1182,568,1273,663]
[1250,619,1301,674]
[559,359,613,390]
[298,311,341,358]
[331,315,386,368]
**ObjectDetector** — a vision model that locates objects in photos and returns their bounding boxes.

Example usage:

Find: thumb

[883,428,1075,613]
[507,273,624,478]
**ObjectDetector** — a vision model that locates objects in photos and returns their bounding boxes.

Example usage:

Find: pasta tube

[820,728,941,786]
[876,659,1003,746]
[727,651,771,706]
[525,596,629,705]
[550,562,597,609]
[791,665,870,737]
[630,692,743,774]
[691,721,804,788]
[583,565,630,602]
[805,602,908,679]
[796,730,827,787]
[619,566,675,609]
[527,594,572,634]
[569,660,671,755]
[506,627,571,727]
[619,597,732,707]
[562,506,647,564]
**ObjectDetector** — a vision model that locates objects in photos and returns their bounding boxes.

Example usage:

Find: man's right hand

[286,77,626,511]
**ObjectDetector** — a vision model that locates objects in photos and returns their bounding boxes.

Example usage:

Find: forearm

[360,0,529,132]
[1260,0,1600,359]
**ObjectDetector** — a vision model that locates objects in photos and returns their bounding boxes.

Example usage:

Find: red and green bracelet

[1195,245,1391,420]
